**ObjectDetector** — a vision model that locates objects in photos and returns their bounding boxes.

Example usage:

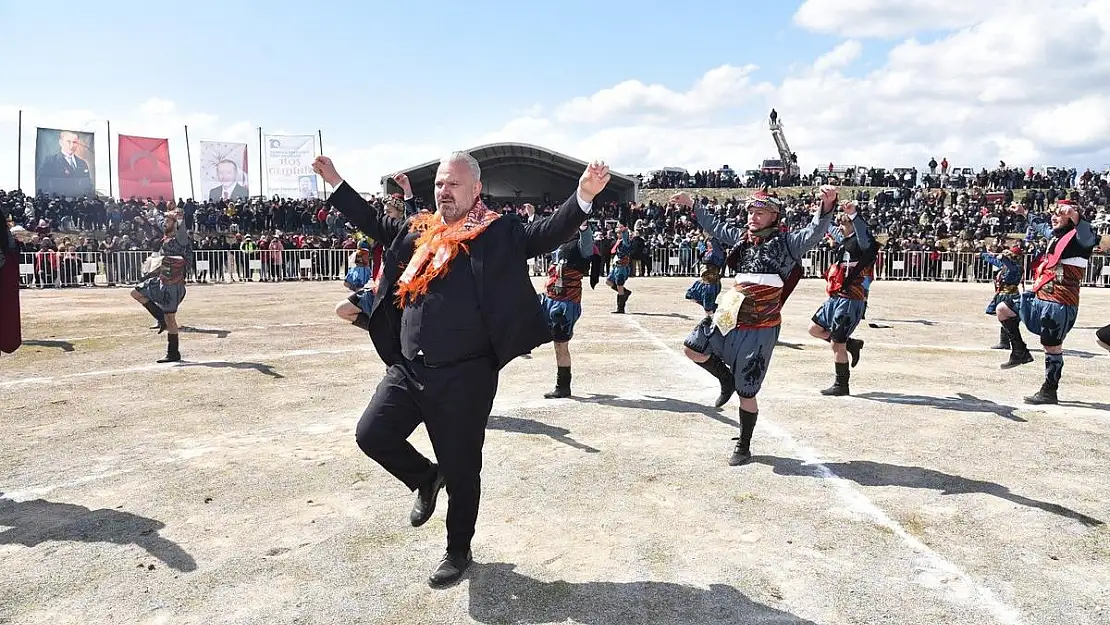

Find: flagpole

[16,109,22,192]
[258,126,263,197]
[106,120,113,198]
[318,129,325,199]
[184,125,195,200]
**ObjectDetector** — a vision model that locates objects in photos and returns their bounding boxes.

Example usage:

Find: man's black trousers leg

[354,364,435,491]
[418,358,499,557]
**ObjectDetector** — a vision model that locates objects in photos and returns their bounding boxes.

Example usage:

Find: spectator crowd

[3,158,1108,289]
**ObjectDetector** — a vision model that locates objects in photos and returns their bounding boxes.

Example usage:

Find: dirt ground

[1,278,1108,625]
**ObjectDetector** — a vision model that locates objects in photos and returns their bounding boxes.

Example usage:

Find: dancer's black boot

[544,366,572,399]
[846,338,864,367]
[730,409,757,466]
[1024,353,1061,405]
[142,301,167,333]
[696,354,735,408]
[820,361,851,396]
[999,318,1033,369]
[157,333,181,363]
[613,289,630,314]
[352,312,370,332]
[990,326,1010,350]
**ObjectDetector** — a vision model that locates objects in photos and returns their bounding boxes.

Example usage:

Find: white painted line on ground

[620,316,1025,625]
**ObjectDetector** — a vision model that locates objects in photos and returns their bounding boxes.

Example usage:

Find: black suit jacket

[37,153,93,197]
[328,182,588,370]
[209,183,249,201]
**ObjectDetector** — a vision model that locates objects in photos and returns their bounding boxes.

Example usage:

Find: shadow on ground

[176,361,283,378]
[22,339,75,352]
[573,394,736,428]
[466,562,816,624]
[488,415,599,453]
[0,494,197,571]
[629,312,696,321]
[872,318,938,326]
[1058,400,1110,413]
[854,391,1027,422]
[178,326,232,339]
[755,457,1103,527]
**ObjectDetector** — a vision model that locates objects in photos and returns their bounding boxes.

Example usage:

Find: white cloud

[812,40,863,73]
[3,1,1110,199]
[792,0,1049,39]
[554,64,767,125]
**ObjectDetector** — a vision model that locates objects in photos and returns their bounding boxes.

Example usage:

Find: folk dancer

[314,153,610,587]
[1012,200,1098,404]
[336,193,409,331]
[336,241,378,329]
[606,224,633,313]
[672,186,838,465]
[131,209,189,363]
[685,237,725,316]
[538,223,602,398]
[980,245,1033,368]
[808,201,873,396]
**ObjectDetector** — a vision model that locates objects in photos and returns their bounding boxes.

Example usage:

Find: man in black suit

[37,131,94,198]
[207,160,250,201]
[314,151,610,588]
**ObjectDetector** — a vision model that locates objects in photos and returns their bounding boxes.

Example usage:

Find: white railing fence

[16,248,1110,288]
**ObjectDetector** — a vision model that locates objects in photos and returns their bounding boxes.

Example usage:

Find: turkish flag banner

[118,135,174,200]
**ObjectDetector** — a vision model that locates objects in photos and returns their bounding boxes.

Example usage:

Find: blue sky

[1,0,1108,196]
[1,0,845,142]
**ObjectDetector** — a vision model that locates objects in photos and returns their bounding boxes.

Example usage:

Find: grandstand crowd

[3,159,1109,289]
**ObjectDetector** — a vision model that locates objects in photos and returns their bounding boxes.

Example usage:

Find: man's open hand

[578,161,611,203]
[313,156,342,187]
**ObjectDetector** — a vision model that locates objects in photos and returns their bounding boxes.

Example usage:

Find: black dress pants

[355,355,498,555]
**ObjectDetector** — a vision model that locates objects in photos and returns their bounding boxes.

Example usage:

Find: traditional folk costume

[685,192,835,465]
[1018,203,1098,404]
[980,247,1033,368]
[346,195,407,333]
[538,225,602,398]
[135,216,190,362]
[811,213,874,396]
[346,241,384,322]
[606,227,634,313]
[685,238,725,316]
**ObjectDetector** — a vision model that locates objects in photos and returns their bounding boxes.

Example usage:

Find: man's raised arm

[315,156,403,244]
[523,161,611,258]
[668,193,742,246]
[786,185,839,259]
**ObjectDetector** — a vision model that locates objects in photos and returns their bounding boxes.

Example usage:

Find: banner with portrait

[199,141,250,202]
[265,134,318,199]
[35,127,96,198]
[118,135,174,200]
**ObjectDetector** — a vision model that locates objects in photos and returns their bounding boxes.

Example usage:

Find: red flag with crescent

[118,135,174,199]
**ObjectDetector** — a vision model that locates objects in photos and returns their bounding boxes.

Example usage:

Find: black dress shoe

[428,551,472,588]
[410,470,445,527]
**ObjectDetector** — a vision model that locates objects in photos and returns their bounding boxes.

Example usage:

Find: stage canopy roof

[381,142,639,205]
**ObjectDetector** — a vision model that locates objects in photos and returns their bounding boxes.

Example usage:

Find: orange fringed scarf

[395,200,500,306]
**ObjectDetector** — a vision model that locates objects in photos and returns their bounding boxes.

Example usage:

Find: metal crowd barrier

[15,248,359,288]
[16,248,1110,288]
